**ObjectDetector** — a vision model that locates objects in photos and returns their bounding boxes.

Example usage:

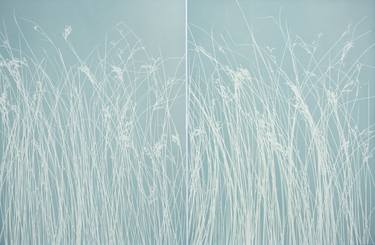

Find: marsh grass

[1,14,374,245]
[0,20,185,244]
[188,18,375,244]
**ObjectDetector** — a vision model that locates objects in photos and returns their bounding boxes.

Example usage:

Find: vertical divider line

[185,0,189,244]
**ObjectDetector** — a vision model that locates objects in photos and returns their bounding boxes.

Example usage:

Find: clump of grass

[0,20,185,244]
[188,18,375,244]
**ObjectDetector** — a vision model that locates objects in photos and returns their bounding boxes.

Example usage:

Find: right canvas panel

[188,1,375,244]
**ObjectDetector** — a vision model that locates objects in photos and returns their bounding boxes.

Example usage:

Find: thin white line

[185,0,189,244]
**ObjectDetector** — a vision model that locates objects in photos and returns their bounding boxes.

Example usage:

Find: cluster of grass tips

[188,18,375,244]
[0,21,185,244]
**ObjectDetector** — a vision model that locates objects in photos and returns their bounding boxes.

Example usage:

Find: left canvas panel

[0,0,186,244]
